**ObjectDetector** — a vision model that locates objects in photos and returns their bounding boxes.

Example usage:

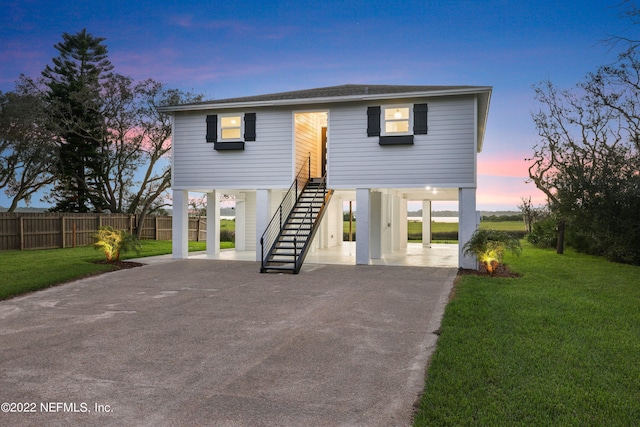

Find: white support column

[356,188,370,265]
[235,194,246,251]
[172,189,189,259]
[422,200,432,248]
[206,191,220,256]
[334,197,342,248]
[370,191,382,259]
[380,192,392,255]
[398,197,407,250]
[245,191,257,251]
[391,196,400,251]
[255,189,272,262]
[459,187,478,269]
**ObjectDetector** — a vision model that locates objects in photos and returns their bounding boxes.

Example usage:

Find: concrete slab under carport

[0,259,456,426]
[181,242,459,269]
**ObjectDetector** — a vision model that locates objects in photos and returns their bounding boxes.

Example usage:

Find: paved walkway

[0,260,456,426]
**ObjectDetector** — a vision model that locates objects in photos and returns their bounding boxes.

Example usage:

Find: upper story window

[205,112,255,150]
[383,106,411,135]
[220,115,243,140]
[367,104,427,146]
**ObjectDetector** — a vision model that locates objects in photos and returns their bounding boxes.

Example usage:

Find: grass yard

[220,218,235,232]
[406,220,525,243]
[0,240,227,300]
[406,220,526,234]
[414,243,640,426]
[480,220,527,232]
[408,220,456,235]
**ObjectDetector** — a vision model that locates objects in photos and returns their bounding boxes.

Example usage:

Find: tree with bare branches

[0,77,57,212]
[528,50,640,264]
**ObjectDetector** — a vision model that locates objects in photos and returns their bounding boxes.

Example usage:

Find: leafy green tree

[528,3,640,264]
[462,229,522,275]
[0,77,56,211]
[529,51,640,264]
[5,28,203,224]
[42,28,114,212]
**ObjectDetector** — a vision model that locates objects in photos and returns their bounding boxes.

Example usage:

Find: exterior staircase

[260,178,333,274]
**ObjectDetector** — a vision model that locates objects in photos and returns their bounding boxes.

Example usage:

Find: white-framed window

[382,105,412,135]
[220,114,243,141]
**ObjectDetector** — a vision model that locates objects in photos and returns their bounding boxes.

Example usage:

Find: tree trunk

[7,196,20,213]
[556,219,566,254]
[135,210,147,240]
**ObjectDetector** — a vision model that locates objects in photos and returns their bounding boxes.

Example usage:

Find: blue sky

[0,0,631,210]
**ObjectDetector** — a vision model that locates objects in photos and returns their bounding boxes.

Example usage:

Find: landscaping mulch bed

[93,260,145,270]
[457,263,521,278]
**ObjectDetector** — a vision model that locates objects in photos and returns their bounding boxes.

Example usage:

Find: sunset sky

[0,0,632,211]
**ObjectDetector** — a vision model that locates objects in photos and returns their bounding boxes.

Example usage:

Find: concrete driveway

[0,260,456,426]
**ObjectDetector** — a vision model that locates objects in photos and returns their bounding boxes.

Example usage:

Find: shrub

[527,217,558,248]
[463,229,522,275]
[93,226,141,263]
[220,229,235,242]
[343,231,356,241]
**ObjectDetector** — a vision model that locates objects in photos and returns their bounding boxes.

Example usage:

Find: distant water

[408,216,458,223]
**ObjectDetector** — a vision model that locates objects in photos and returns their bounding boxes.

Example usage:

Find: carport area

[179,242,459,269]
[0,260,456,426]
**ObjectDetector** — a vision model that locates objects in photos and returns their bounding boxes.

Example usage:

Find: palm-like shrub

[93,226,141,263]
[527,217,558,248]
[463,229,522,275]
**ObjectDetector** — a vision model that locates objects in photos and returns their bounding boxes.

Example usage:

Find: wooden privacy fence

[0,213,207,251]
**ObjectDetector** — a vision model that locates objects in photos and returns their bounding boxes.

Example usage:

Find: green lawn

[407,220,526,234]
[381,220,526,236]
[414,243,640,426]
[405,220,525,243]
[220,218,235,231]
[230,218,524,240]
[0,240,232,300]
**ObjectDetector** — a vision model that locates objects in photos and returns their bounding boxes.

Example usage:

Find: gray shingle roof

[177,84,485,107]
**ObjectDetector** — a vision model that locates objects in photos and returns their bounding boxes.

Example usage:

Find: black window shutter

[413,104,428,135]
[367,106,381,137]
[206,115,217,142]
[244,113,256,141]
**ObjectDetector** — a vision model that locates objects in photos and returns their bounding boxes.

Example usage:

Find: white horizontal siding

[327,96,477,188]
[172,109,293,189]
[172,95,478,191]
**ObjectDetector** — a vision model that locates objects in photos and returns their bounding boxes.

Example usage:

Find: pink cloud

[478,174,547,210]
[477,155,531,178]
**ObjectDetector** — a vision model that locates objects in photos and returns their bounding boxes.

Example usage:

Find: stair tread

[261,186,333,274]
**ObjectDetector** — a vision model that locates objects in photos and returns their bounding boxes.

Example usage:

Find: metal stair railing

[292,173,331,273]
[260,155,311,272]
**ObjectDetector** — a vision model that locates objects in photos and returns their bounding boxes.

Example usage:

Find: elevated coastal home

[160,84,492,272]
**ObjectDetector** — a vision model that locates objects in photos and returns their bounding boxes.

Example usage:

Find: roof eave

[476,90,492,153]
[158,86,493,113]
